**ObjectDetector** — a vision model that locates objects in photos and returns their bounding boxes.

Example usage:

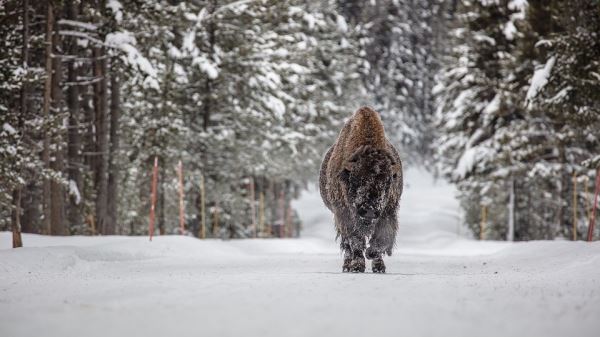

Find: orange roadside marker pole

[480,205,487,241]
[177,160,185,234]
[149,156,158,241]
[199,174,206,239]
[573,172,577,241]
[586,168,600,242]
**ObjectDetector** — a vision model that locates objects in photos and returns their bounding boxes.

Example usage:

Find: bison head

[339,145,400,222]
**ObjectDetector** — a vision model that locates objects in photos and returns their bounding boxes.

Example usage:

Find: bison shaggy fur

[319,106,403,273]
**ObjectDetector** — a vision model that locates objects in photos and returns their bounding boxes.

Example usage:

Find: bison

[319,106,403,273]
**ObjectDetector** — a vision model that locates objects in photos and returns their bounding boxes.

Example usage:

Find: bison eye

[392,173,398,179]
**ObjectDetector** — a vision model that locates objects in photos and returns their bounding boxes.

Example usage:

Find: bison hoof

[342,258,352,272]
[349,258,366,273]
[372,259,386,273]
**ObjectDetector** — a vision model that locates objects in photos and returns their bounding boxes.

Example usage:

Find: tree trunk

[557,144,567,237]
[65,0,83,230]
[50,12,66,235]
[94,46,109,235]
[106,67,121,235]
[12,188,23,248]
[507,178,515,241]
[203,0,217,130]
[21,182,41,233]
[42,1,54,235]
[158,159,165,235]
[12,0,30,244]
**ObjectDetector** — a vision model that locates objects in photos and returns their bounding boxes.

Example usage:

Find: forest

[1,0,599,243]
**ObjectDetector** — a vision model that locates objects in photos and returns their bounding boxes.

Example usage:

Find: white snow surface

[2,122,17,135]
[526,56,556,107]
[2,169,600,337]
[106,0,123,23]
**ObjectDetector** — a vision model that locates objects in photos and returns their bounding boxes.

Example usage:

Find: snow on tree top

[526,56,556,108]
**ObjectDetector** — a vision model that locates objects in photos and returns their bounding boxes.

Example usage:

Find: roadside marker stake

[199,174,206,239]
[177,160,185,234]
[586,168,600,242]
[573,172,577,241]
[480,205,487,240]
[149,156,158,241]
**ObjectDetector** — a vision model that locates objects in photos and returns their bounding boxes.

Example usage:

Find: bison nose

[358,207,378,220]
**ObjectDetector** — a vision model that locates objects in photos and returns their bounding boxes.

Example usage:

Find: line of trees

[1,0,445,242]
[434,0,600,240]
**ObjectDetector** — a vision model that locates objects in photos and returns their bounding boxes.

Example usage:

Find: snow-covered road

[1,169,599,337]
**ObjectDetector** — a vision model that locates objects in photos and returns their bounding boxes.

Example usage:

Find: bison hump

[347,106,387,150]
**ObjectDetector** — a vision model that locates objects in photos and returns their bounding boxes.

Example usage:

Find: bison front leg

[366,216,397,273]
[341,236,365,273]
[365,242,385,273]
[337,210,366,273]
[346,234,366,273]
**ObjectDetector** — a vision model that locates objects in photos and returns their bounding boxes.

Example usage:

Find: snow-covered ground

[1,169,600,337]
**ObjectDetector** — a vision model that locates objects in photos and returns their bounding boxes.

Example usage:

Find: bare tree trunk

[507,178,515,241]
[158,160,165,235]
[203,0,217,130]
[42,1,54,235]
[21,181,40,233]
[50,12,66,235]
[557,144,567,237]
[106,67,120,235]
[94,46,109,235]
[12,0,30,246]
[12,188,23,248]
[65,0,83,229]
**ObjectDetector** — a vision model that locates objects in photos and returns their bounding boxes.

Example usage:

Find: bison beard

[319,106,403,273]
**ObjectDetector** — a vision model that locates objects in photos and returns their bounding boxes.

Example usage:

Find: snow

[473,33,496,46]
[526,56,556,107]
[2,169,600,337]
[105,32,158,86]
[3,122,17,135]
[59,30,103,45]
[212,0,259,16]
[57,19,97,31]
[336,15,348,33]
[508,0,528,11]
[483,93,500,115]
[503,20,517,40]
[262,95,286,119]
[192,55,219,79]
[455,147,476,179]
[106,0,123,23]
[303,13,316,30]
[68,180,81,205]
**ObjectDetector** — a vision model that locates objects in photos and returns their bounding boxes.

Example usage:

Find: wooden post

[259,191,265,237]
[286,204,293,238]
[199,174,206,239]
[149,156,158,241]
[573,172,577,240]
[480,205,487,240]
[12,187,23,248]
[584,176,591,225]
[88,214,96,235]
[177,160,185,234]
[249,177,256,238]
[213,199,220,237]
[586,168,600,242]
[507,178,515,242]
[279,187,285,238]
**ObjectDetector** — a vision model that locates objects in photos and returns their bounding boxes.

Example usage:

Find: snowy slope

[2,169,600,337]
